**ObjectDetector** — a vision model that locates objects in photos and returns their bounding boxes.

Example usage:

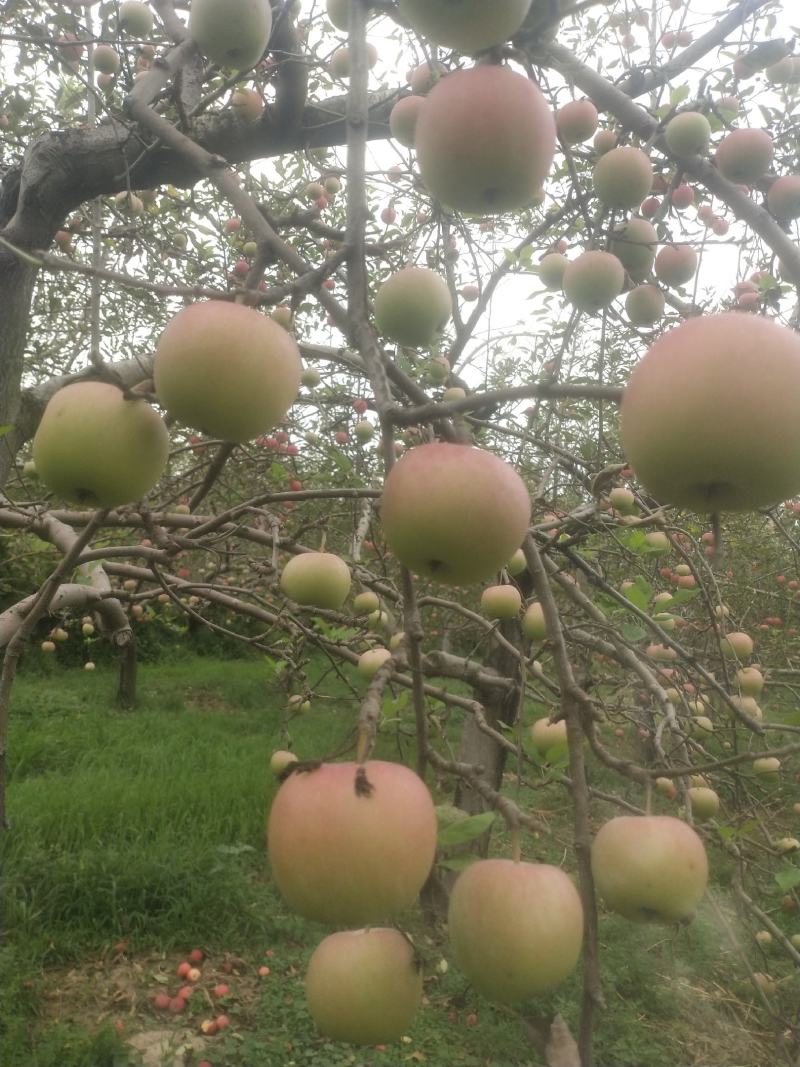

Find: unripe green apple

[33,382,169,508]
[621,313,800,512]
[119,1,154,36]
[300,366,320,388]
[556,98,598,146]
[368,609,393,632]
[506,548,526,576]
[610,217,657,282]
[530,716,567,755]
[270,750,298,776]
[538,252,568,291]
[591,815,708,922]
[730,695,763,721]
[448,859,583,1002]
[358,647,392,679]
[688,786,719,821]
[593,146,653,209]
[41,640,56,653]
[288,694,311,715]
[664,111,711,157]
[189,0,272,70]
[389,96,423,148]
[715,128,773,184]
[267,760,437,924]
[645,531,670,553]
[609,487,636,514]
[399,0,531,53]
[92,45,120,74]
[280,552,351,610]
[305,928,422,1045]
[374,268,451,349]
[326,0,349,30]
[655,776,677,800]
[563,250,625,312]
[480,584,522,620]
[443,386,466,403]
[380,443,531,586]
[737,667,764,697]
[654,243,697,287]
[154,301,301,442]
[752,756,780,778]
[522,601,547,641]
[353,591,380,615]
[415,66,556,215]
[626,284,665,326]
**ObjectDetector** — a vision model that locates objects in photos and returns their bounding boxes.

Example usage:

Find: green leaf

[775,865,800,891]
[438,811,497,847]
[0,425,12,438]
[670,84,690,106]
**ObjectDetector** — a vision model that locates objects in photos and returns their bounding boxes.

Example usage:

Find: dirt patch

[186,689,238,715]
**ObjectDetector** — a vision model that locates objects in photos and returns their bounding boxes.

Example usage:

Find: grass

[0,656,793,1067]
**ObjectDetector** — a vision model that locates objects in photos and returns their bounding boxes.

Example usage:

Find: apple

[92,45,120,74]
[189,0,272,71]
[380,442,530,586]
[84,661,96,671]
[671,184,695,212]
[153,992,171,1010]
[328,43,378,78]
[389,96,423,148]
[776,837,800,853]
[753,972,776,996]
[480,584,522,620]
[556,99,598,145]
[715,128,773,184]
[688,786,719,821]
[374,267,451,349]
[755,930,772,946]
[32,382,168,509]
[353,591,380,615]
[280,551,351,610]
[737,667,764,697]
[664,111,711,157]
[154,301,301,442]
[530,716,567,755]
[300,366,320,388]
[721,631,754,659]
[399,0,530,52]
[594,129,618,154]
[609,217,657,282]
[268,760,437,924]
[232,88,263,122]
[609,487,636,514]
[563,250,625,312]
[114,192,144,217]
[626,284,665,326]
[447,859,583,1002]
[621,313,800,512]
[591,815,708,922]
[414,65,555,215]
[767,175,800,220]
[522,602,547,641]
[212,983,229,997]
[538,252,568,290]
[655,776,677,800]
[443,386,467,403]
[593,146,653,209]
[406,59,447,95]
[270,750,298,776]
[506,548,527,576]
[119,1,154,36]
[326,0,349,30]
[645,531,670,553]
[305,928,422,1044]
[354,420,374,443]
[752,757,780,779]
[358,647,392,679]
[654,243,697,287]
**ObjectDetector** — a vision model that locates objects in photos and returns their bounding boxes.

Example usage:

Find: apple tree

[1,0,800,1061]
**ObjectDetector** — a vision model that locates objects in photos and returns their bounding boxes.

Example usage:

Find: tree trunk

[0,248,36,490]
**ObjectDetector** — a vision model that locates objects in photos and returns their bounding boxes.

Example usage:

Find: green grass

[0,657,789,1067]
